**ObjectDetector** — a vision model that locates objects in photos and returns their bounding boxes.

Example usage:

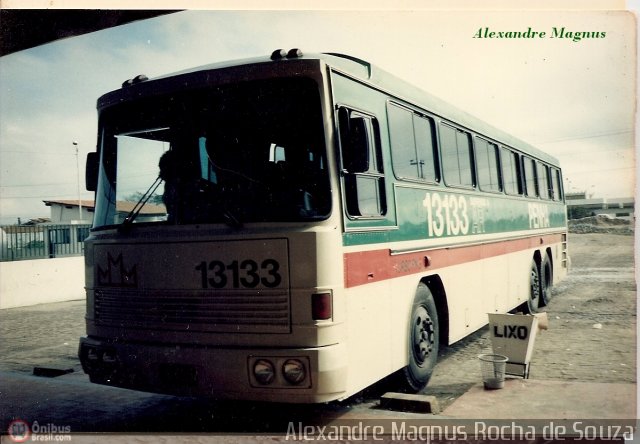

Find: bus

[79,48,568,403]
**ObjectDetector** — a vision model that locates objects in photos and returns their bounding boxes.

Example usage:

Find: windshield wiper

[119,173,245,229]
[221,206,242,229]
[121,176,164,227]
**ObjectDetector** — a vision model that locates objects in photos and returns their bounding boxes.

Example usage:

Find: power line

[0,150,78,155]
[0,181,77,188]
[1,170,158,189]
[535,129,633,145]
[0,194,92,200]
[557,147,635,158]
[566,166,635,176]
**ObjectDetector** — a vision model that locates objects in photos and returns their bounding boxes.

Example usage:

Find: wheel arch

[545,246,553,261]
[540,246,554,307]
[419,274,449,346]
[533,248,542,269]
[544,246,554,272]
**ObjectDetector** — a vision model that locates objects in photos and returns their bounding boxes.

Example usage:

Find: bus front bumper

[78,336,348,403]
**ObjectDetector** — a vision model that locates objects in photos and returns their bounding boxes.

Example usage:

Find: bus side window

[387,103,438,183]
[338,107,386,217]
[440,122,474,188]
[500,147,522,195]
[537,162,551,200]
[522,156,538,198]
[476,137,501,192]
[551,167,563,201]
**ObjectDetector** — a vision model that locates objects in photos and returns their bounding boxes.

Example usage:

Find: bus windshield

[92,77,330,228]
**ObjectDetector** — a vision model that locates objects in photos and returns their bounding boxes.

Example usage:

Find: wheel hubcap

[413,306,435,364]
[529,266,540,312]
[530,269,540,301]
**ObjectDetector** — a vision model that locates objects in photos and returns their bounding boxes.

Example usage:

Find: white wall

[49,205,93,224]
[0,257,85,309]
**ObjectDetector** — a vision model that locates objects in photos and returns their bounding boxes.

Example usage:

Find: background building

[565,193,634,220]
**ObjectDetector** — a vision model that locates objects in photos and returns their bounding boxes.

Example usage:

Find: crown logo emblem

[97,253,138,287]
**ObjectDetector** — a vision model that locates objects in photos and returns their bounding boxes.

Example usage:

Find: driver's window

[338,107,386,218]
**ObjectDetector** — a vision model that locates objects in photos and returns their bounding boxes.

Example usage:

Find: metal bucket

[479,353,509,389]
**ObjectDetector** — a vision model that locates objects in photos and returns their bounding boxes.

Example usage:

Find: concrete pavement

[1,299,637,438]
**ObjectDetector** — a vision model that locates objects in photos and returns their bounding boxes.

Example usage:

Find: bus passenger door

[336,105,398,384]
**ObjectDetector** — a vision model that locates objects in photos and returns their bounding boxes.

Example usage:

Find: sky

[0,3,636,224]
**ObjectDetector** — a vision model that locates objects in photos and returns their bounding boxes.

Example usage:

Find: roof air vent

[271,49,287,60]
[271,48,303,60]
[122,74,149,88]
[286,48,303,58]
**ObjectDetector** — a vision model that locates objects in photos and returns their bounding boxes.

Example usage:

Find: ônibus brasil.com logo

[7,420,30,443]
[7,419,71,442]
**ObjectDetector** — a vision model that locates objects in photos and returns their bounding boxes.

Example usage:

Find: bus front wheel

[401,283,440,392]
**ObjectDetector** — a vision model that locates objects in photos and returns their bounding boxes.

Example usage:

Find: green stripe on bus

[343,188,566,246]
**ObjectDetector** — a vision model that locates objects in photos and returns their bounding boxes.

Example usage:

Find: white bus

[79,48,568,402]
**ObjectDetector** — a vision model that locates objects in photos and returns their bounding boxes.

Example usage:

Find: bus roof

[316,52,559,166]
[114,50,560,166]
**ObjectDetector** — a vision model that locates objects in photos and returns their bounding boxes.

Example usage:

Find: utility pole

[73,141,82,222]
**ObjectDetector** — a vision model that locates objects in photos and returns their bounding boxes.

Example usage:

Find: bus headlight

[282,359,306,385]
[253,359,275,385]
[87,348,99,361]
[102,349,118,364]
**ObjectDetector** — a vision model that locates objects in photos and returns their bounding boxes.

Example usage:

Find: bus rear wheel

[400,284,439,392]
[539,254,553,307]
[526,260,542,314]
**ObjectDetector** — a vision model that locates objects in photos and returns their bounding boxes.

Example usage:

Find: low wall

[0,257,85,309]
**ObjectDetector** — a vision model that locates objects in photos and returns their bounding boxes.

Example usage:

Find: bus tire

[540,254,553,307]
[401,283,439,392]
[526,260,542,314]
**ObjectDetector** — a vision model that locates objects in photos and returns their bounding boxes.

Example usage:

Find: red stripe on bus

[344,233,564,288]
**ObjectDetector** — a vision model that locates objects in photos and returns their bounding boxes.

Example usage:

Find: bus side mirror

[86,152,99,192]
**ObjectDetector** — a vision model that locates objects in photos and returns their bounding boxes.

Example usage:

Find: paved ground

[0,233,636,442]
[422,233,637,409]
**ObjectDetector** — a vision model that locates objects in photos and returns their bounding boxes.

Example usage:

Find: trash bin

[488,313,547,378]
[478,353,508,389]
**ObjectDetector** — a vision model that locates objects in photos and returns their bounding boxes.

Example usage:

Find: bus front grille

[94,288,291,333]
